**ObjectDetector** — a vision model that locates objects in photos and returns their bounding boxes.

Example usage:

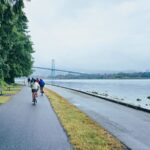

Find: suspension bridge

[32,66,86,75]
[32,59,88,79]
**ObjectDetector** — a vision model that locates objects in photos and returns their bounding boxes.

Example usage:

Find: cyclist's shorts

[32,89,37,93]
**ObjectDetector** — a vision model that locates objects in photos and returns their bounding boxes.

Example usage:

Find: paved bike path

[0,87,72,150]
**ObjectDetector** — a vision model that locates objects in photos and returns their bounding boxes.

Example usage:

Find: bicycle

[40,87,44,96]
[32,90,37,105]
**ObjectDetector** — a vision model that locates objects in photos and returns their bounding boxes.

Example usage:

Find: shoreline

[47,83,150,113]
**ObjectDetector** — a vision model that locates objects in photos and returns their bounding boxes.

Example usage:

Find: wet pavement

[0,87,72,150]
[47,85,150,150]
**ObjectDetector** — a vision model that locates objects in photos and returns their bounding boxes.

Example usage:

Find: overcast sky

[24,0,150,73]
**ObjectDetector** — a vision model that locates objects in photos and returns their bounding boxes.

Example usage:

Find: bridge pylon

[51,59,55,79]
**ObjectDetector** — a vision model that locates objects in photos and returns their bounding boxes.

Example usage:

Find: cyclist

[31,79,40,103]
[36,78,40,83]
[30,77,35,84]
[27,77,31,86]
[39,78,45,96]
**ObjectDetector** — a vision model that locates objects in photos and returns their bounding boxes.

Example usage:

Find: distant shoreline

[42,77,150,80]
[44,72,150,80]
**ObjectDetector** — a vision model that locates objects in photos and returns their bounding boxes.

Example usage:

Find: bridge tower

[51,59,55,79]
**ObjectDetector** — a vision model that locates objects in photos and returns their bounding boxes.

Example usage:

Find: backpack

[40,80,45,86]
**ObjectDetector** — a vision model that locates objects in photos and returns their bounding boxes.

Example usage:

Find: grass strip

[45,88,127,150]
[0,96,10,104]
[0,84,22,104]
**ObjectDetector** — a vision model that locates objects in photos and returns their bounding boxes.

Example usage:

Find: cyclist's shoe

[33,98,36,102]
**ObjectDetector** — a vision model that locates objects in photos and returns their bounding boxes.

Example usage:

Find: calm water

[46,79,150,106]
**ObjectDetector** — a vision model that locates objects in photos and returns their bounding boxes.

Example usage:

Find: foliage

[0,0,33,83]
[54,72,150,79]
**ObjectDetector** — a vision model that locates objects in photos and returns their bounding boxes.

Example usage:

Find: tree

[0,0,12,79]
[0,0,34,83]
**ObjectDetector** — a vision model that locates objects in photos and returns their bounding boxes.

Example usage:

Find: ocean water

[45,79,150,106]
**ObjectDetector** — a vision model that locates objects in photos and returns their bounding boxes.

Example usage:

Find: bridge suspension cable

[32,66,87,75]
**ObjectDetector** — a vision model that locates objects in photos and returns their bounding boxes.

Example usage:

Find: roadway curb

[46,84,150,113]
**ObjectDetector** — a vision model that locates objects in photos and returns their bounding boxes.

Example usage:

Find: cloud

[24,0,150,72]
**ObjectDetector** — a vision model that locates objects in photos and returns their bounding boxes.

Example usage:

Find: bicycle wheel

[33,97,37,105]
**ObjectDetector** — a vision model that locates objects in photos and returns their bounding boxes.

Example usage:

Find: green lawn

[0,96,10,104]
[0,84,22,104]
